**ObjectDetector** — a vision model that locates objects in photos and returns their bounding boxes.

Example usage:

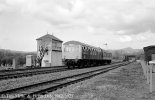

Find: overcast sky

[0,0,155,51]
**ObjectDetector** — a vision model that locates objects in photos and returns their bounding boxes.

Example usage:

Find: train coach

[62,41,112,68]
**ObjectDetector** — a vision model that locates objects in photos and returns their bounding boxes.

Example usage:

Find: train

[62,41,112,68]
[4,40,112,70]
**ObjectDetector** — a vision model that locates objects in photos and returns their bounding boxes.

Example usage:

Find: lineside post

[149,61,155,92]
[140,60,149,82]
[12,58,17,69]
[147,62,150,84]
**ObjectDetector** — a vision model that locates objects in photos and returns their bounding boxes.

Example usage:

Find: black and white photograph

[0,0,155,100]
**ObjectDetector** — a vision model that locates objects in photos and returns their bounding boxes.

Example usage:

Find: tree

[18,56,26,65]
[36,45,48,67]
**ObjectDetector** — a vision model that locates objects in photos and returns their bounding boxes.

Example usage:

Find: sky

[0,0,155,51]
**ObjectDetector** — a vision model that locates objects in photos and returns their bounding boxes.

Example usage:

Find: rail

[0,61,122,80]
[0,62,130,100]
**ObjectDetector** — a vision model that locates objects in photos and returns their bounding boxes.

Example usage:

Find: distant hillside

[109,47,144,60]
[0,49,37,66]
[0,47,144,66]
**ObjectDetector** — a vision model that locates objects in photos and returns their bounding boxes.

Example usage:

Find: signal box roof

[36,34,63,42]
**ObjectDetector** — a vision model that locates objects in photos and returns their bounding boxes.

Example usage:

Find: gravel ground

[0,64,116,92]
[37,62,155,100]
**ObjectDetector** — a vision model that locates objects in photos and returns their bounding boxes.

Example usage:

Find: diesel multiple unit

[63,41,112,68]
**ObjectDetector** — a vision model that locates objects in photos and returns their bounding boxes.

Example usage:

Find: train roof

[63,40,102,50]
[143,45,155,52]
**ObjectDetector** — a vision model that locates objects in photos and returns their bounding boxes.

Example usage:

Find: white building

[36,34,63,67]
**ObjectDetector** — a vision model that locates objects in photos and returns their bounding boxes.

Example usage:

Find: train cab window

[64,47,68,52]
[103,52,105,57]
[64,46,72,52]
[64,45,79,52]
[70,47,73,52]
[69,47,71,52]
[64,48,66,52]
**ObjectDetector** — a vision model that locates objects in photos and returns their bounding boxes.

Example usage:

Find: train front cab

[63,44,82,68]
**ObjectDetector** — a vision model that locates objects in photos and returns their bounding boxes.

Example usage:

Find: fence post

[12,58,16,69]
[147,63,150,84]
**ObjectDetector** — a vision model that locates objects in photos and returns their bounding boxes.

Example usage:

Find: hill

[0,49,37,66]
[0,47,144,66]
[109,47,144,60]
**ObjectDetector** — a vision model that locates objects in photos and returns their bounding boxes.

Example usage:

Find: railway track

[0,62,130,100]
[0,66,68,80]
[0,61,121,81]
[0,66,64,73]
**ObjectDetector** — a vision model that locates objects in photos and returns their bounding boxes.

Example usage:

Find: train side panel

[81,46,104,66]
[102,50,112,64]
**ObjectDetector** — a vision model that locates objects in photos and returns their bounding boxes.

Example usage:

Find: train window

[64,46,79,52]
[64,47,71,52]
[103,53,105,57]
[64,47,69,52]
[82,46,84,50]
[72,47,75,52]
[70,47,73,52]
[64,47,67,52]
[68,47,70,52]
[86,47,88,51]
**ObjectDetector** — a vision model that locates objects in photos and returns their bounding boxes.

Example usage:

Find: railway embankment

[37,62,155,100]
